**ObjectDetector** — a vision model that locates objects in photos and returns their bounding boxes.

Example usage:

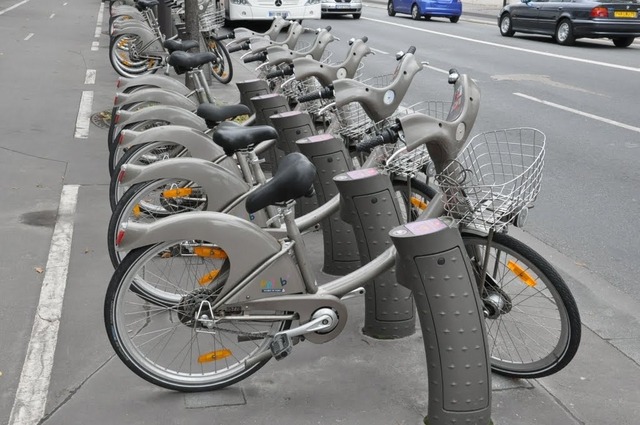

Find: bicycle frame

[115,72,480,341]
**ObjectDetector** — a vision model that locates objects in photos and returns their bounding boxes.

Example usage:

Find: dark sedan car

[498,0,640,47]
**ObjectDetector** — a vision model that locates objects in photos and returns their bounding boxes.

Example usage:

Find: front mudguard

[114,88,197,112]
[117,211,305,303]
[116,74,191,96]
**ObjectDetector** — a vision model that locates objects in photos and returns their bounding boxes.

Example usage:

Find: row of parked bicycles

[103,0,582,397]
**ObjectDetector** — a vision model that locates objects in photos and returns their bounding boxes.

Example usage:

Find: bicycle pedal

[270,333,293,361]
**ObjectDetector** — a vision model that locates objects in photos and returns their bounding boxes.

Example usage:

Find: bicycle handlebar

[297,85,334,103]
[243,51,268,64]
[355,124,401,153]
[227,41,250,53]
[266,65,294,79]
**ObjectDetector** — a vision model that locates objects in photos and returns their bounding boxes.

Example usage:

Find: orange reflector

[162,187,193,198]
[507,261,537,287]
[410,196,428,211]
[198,349,232,364]
[132,204,141,218]
[194,246,227,259]
[199,269,221,286]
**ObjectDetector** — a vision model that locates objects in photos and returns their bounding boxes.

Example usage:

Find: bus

[223,0,321,21]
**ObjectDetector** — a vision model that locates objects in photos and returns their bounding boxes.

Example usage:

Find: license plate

[335,3,353,8]
[614,10,637,18]
[268,10,289,17]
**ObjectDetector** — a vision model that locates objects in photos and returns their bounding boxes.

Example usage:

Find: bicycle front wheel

[204,35,233,84]
[104,241,291,391]
[462,231,581,378]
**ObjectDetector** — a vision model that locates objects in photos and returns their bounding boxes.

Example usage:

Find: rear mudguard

[110,5,139,16]
[113,105,207,141]
[119,158,267,225]
[119,126,225,162]
[114,88,197,111]
[111,25,164,57]
[116,74,191,96]
[111,19,149,34]
[117,211,305,303]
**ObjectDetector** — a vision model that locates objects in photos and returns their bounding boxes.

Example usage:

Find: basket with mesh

[198,5,225,32]
[436,128,545,231]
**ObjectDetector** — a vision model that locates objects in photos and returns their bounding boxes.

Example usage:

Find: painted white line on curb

[91,41,99,51]
[8,185,79,425]
[0,0,30,15]
[74,91,94,139]
[369,47,389,55]
[515,92,640,134]
[24,33,34,41]
[362,17,640,74]
[84,69,96,85]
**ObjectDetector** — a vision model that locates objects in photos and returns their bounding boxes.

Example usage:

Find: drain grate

[91,110,112,129]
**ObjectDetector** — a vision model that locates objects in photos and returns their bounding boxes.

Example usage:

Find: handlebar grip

[297,85,334,103]
[356,134,385,153]
[356,125,400,152]
[407,46,416,54]
[243,51,267,64]
[325,26,332,31]
[265,65,293,79]
[361,36,368,43]
[217,31,235,41]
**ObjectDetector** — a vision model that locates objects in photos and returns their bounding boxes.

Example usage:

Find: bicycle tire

[104,241,291,391]
[461,231,581,378]
[109,141,189,211]
[392,177,437,222]
[205,36,233,84]
[110,34,159,78]
[108,178,207,268]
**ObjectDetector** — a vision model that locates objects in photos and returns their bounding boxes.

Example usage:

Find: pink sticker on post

[404,219,448,235]
[344,168,379,180]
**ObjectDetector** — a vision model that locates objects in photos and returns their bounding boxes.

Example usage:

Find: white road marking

[97,2,104,24]
[95,26,102,38]
[49,13,55,19]
[74,91,94,139]
[362,17,640,73]
[369,47,389,55]
[8,185,79,425]
[515,92,640,134]
[84,69,96,85]
[63,2,67,5]
[425,65,449,75]
[24,33,34,41]
[0,0,30,15]
[91,41,99,51]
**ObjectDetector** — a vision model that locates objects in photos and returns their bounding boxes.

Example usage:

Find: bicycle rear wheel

[108,179,208,268]
[462,231,581,378]
[104,241,291,391]
[204,35,233,84]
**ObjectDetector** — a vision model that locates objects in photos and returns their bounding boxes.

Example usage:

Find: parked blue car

[387,0,462,22]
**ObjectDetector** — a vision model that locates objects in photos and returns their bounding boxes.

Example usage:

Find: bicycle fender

[119,126,226,162]
[117,212,288,291]
[110,5,140,16]
[116,75,191,96]
[120,158,250,214]
[111,26,164,55]
[115,88,197,111]
[116,105,207,131]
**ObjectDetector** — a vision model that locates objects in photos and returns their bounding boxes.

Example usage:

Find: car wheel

[499,13,515,37]
[450,15,460,23]
[555,19,575,45]
[387,0,396,16]
[353,12,361,19]
[411,3,421,20]
[612,37,634,47]
[424,14,431,20]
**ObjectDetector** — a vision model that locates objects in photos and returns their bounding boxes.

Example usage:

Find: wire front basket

[436,128,545,231]
[199,4,225,32]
